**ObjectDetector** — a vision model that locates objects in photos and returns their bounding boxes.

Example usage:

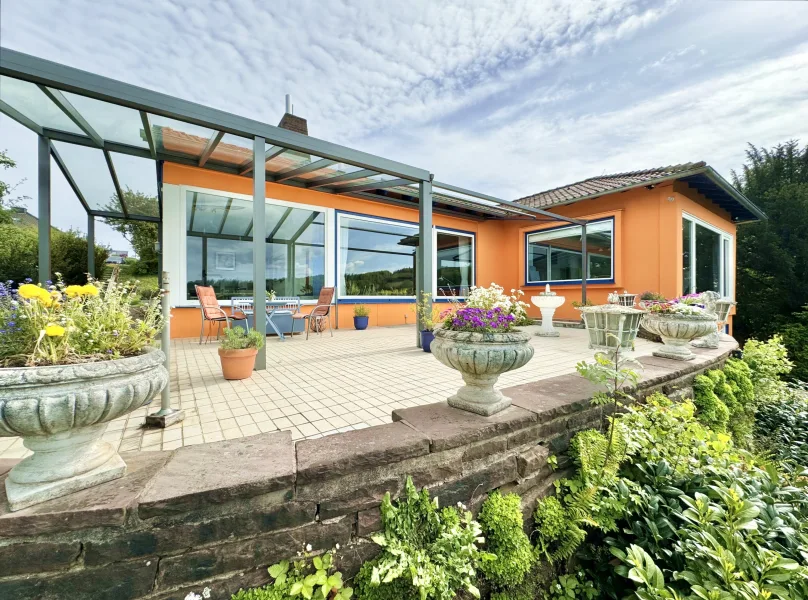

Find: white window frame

[166,184,334,307]
[682,212,733,298]
[433,228,475,300]
[336,213,476,301]
[525,219,614,284]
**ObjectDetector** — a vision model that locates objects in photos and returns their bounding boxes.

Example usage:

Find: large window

[185,191,325,301]
[337,214,475,298]
[526,219,613,284]
[436,231,474,297]
[338,214,416,297]
[682,215,732,296]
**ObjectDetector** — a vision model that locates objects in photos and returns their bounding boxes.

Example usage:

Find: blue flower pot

[354,316,369,330]
[421,330,435,353]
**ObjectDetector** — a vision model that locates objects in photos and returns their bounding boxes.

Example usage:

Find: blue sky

[2,0,807,252]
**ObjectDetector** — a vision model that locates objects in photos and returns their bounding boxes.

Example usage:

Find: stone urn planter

[0,348,168,511]
[430,328,534,416]
[579,304,645,355]
[641,313,718,361]
[531,284,565,337]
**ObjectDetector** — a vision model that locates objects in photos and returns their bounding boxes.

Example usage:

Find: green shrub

[721,358,756,444]
[533,496,586,563]
[742,335,793,402]
[354,476,489,600]
[544,571,599,600]
[232,550,352,600]
[755,389,808,467]
[0,225,108,284]
[478,491,534,589]
[353,304,370,317]
[692,373,729,432]
[220,326,265,350]
[353,558,416,600]
[779,308,808,382]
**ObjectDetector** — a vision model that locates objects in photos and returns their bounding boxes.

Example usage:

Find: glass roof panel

[187,191,230,234]
[266,149,318,173]
[273,208,316,240]
[51,141,121,212]
[219,197,253,236]
[110,153,159,217]
[207,133,253,166]
[59,91,148,148]
[335,173,398,188]
[148,114,216,158]
[300,163,363,182]
[0,76,84,134]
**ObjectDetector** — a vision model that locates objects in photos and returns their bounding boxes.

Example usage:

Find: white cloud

[0,0,807,253]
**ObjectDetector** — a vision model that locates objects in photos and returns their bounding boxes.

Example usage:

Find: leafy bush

[742,335,793,402]
[354,476,489,600]
[478,491,534,589]
[220,326,265,350]
[779,308,808,382]
[231,550,352,600]
[692,373,729,432]
[755,388,808,467]
[0,225,107,283]
[544,571,599,600]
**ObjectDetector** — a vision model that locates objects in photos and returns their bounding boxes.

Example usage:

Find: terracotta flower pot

[218,348,258,380]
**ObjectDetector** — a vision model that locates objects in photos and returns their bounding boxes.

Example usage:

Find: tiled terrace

[0,325,656,458]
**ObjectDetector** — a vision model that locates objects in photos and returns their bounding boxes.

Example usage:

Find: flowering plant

[643,293,712,316]
[0,275,162,367]
[444,306,516,333]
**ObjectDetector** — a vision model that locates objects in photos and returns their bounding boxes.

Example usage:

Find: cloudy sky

[1,0,807,252]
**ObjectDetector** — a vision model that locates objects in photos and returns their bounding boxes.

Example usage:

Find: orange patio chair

[195,285,248,344]
[292,287,335,340]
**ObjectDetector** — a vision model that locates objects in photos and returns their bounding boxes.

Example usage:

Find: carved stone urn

[641,313,718,361]
[0,348,168,511]
[430,328,534,416]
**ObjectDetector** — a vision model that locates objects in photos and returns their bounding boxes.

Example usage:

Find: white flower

[335,543,340,550]
[202,588,211,599]
[184,593,202,600]
[306,543,312,552]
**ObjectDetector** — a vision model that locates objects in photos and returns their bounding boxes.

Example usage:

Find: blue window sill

[523,279,615,287]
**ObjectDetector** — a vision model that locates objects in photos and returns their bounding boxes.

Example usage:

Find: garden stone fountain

[531,284,566,337]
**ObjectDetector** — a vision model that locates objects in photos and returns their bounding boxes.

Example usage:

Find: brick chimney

[277,94,308,135]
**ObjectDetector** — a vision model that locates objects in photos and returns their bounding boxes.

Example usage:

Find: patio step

[554,319,585,329]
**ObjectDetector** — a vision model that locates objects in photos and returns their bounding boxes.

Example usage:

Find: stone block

[148,567,270,600]
[318,477,401,520]
[296,423,429,485]
[0,451,170,537]
[392,402,536,452]
[138,431,295,519]
[433,455,518,511]
[506,423,543,449]
[461,436,508,463]
[516,445,550,479]
[84,500,317,566]
[0,556,158,600]
[0,539,81,576]
[156,516,352,590]
[506,374,598,423]
[357,506,382,536]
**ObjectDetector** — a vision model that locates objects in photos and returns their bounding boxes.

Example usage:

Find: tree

[733,141,808,375]
[103,187,158,274]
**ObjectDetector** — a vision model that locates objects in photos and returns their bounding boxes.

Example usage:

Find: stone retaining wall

[0,343,736,600]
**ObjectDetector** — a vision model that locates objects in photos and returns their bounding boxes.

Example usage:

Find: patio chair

[293,287,335,340]
[195,285,247,344]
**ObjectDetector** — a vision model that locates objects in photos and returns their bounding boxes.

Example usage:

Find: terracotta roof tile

[516,162,707,208]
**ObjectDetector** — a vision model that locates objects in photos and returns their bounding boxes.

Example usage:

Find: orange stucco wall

[162,164,737,338]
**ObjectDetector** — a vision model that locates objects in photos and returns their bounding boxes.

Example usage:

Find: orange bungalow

[0,48,765,369]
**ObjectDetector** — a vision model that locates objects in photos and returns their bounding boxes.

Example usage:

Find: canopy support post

[417,177,433,348]
[581,222,588,305]
[87,214,95,278]
[253,136,267,370]
[38,135,51,285]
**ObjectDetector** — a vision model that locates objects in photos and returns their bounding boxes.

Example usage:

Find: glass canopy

[0,47,579,227]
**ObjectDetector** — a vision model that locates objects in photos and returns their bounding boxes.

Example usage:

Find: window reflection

[185,191,325,301]
[436,232,473,297]
[526,220,613,283]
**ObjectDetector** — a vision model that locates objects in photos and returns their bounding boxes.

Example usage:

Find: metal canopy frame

[1,46,591,363]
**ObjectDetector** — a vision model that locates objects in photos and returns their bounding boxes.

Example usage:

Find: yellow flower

[65,285,84,298]
[18,283,46,300]
[81,284,99,297]
[45,324,66,337]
